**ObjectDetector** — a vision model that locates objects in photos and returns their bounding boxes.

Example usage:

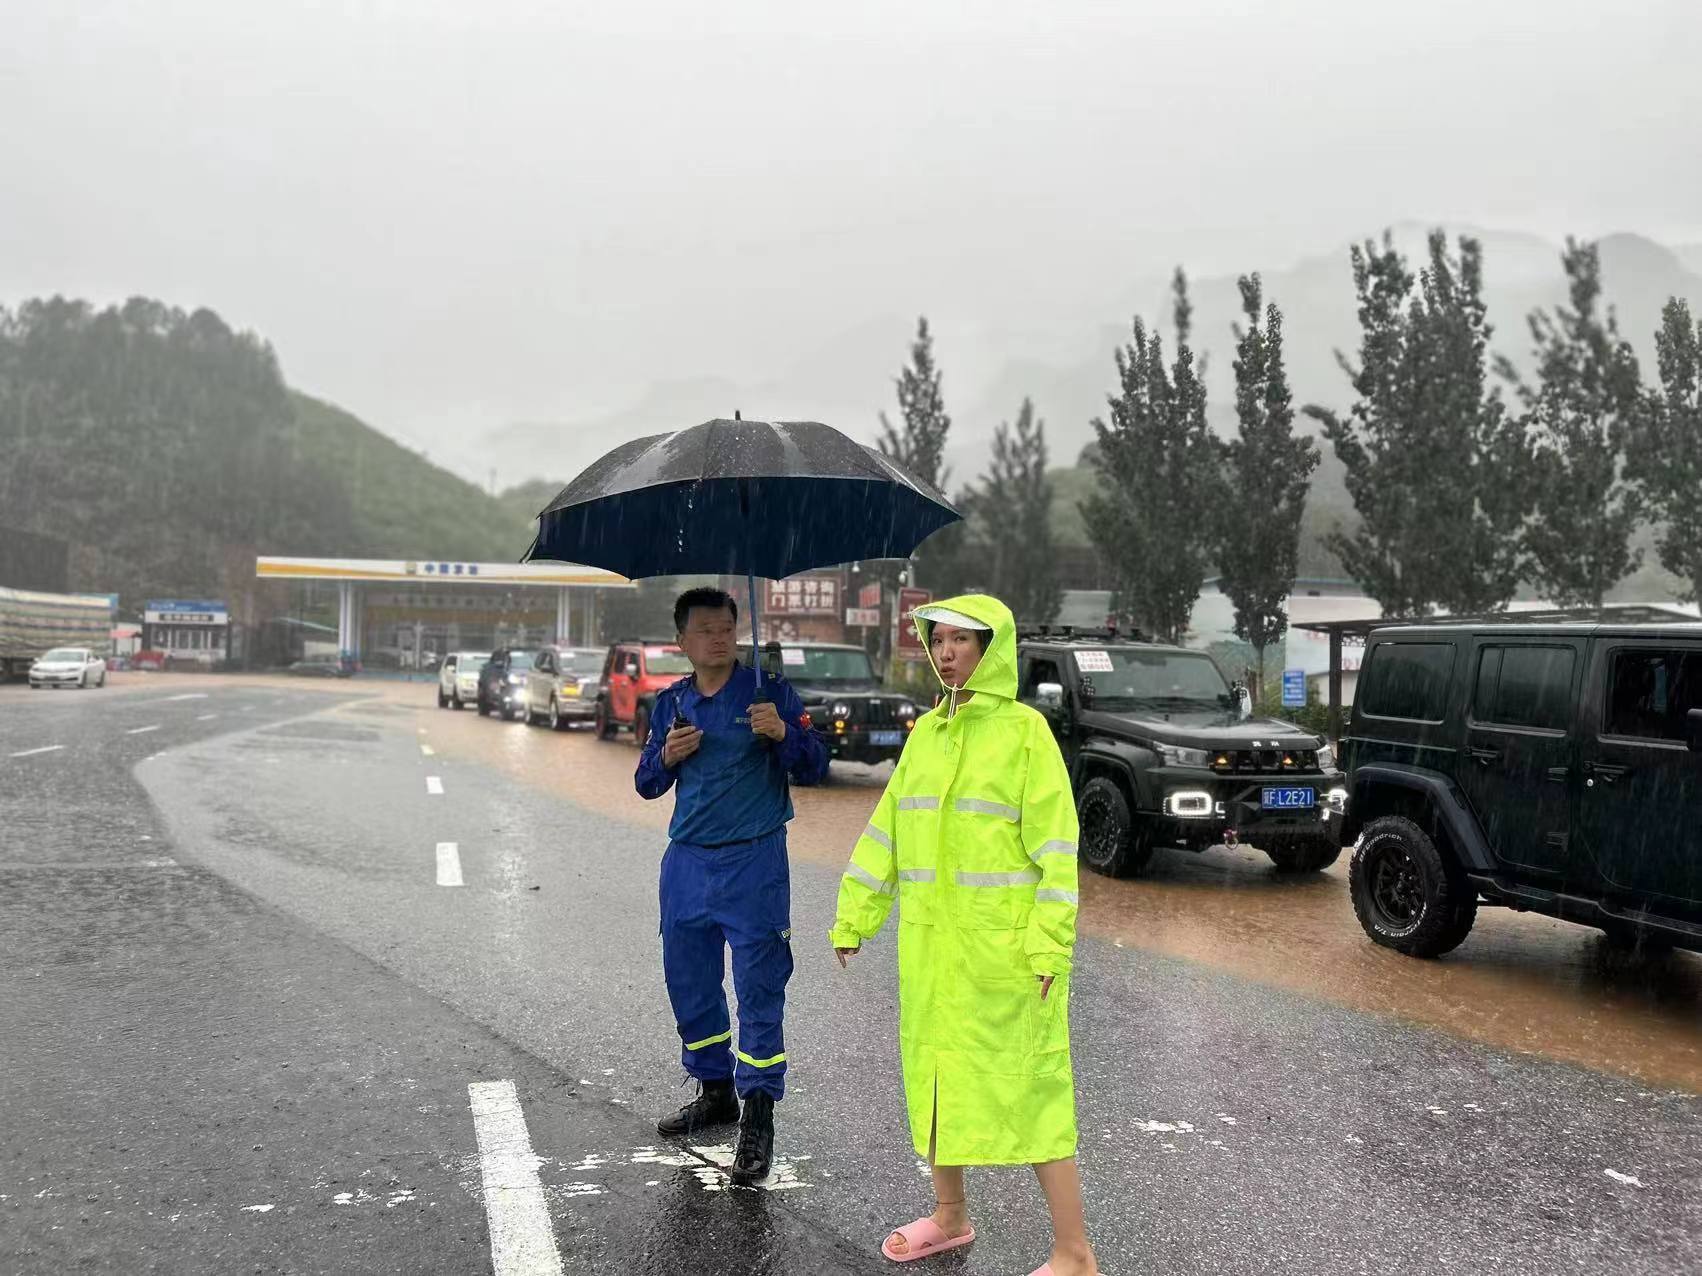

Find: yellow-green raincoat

[829,593,1080,1165]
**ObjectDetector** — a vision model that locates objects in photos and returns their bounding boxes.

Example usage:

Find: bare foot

[886,1204,973,1257]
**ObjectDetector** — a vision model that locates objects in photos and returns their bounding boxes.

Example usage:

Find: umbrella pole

[746,569,764,701]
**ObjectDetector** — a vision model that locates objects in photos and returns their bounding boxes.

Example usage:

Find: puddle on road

[255,721,382,744]
[353,680,1702,1094]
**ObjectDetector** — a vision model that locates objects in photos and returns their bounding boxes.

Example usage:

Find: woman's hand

[835,946,860,968]
[1037,974,1055,1001]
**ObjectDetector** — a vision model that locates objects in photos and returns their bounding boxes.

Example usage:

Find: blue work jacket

[635,663,829,846]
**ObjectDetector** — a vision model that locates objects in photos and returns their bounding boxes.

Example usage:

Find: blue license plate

[870,731,903,747]
[1262,786,1316,810]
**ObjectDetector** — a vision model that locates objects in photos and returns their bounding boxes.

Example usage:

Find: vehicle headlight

[1317,743,1336,771]
[1154,742,1212,768]
[507,673,525,686]
[896,702,919,718]
[831,702,852,719]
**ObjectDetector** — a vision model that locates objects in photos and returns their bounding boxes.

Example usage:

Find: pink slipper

[880,1217,976,1263]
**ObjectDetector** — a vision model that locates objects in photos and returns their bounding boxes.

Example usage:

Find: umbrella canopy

[523,418,960,580]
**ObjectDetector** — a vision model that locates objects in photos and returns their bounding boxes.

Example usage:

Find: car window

[563,650,604,675]
[644,647,692,676]
[1021,656,1064,701]
[535,651,554,674]
[444,655,457,670]
[1361,641,1455,722]
[1473,645,1574,731]
[43,648,87,661]
[507,651,535,672]
[1604,648,1702,742]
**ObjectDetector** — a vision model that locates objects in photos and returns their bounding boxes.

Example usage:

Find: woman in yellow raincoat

[830,594,1097,1276]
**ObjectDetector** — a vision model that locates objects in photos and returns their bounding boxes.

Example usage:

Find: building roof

[255,556,630,588]
[1294,603,1701,639]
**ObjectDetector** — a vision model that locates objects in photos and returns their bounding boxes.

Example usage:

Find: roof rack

[1016,624,1149,644]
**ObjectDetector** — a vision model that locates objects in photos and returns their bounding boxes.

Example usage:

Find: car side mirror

[1035,682,1066,712]
[1687,708,1702,754]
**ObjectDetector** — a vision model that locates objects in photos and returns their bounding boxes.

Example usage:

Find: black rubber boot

[657,1079,739,1137]
[729,1091,775,1184]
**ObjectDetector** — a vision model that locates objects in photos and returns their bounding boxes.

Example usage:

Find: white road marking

[163,693,208,702]
[196,714,218,722]
[1605,1168,1646,1188]
[421,744,436,756]
[467,1081,565,1276]
[9,745,65,758]
[126,725,161,735]
[426,776,444,796]
[437,842,464,886]
[240,1204,274,1213]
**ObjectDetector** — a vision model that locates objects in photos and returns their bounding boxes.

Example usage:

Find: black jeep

[740,642,922,766]
[1017,631,1346,876]
[1340,622,1702,959]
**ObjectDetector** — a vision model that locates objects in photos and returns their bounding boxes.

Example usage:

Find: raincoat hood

[913,593,1018,703]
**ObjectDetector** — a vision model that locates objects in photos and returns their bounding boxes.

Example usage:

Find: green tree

[968,398,1061,624]
[877,315,951,489]
[1306,231,1529,616]
[875,315,975,602]
[1083,269,1220,643]
[1503,239,1645,609]
[1628,298,1702,604]
[1217,275,1317,696]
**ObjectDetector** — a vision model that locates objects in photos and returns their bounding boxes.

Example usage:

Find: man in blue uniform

[636,586,829,1183]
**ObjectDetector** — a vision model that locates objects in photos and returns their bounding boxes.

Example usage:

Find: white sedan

[30,647,107,689]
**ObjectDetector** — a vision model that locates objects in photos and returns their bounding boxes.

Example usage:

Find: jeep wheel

[633,702,652,749]
[595,702,614,740]
[1264,835,1343,874]
[1349,816,1477,958]
[1077,777,1155,878]
[437,688,449,708]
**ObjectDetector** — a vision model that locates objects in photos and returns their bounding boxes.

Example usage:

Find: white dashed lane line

[160,693,208,702]
[467,1081,565,1276]
[126,725,161,736]
[8,745,65,758]
[196,714,218,722]
[426,776,444,796]
[421,744,436,756]
[436,842,464,886]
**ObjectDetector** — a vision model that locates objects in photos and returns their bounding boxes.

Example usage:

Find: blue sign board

[1281,668,1307,708]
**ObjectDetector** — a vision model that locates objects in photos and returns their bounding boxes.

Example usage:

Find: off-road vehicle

[740,641,923,765]
[1018,629,1346,876]
[1339,622,1702,958]
[593,638,693,743]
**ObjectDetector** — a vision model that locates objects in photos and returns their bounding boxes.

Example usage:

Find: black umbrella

[523,417,961,663]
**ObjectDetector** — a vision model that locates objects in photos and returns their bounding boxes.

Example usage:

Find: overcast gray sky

[4,0,1699,476]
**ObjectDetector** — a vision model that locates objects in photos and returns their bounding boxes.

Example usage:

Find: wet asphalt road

[2,680,1700,1275]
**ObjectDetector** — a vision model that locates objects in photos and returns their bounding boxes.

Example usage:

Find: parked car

[594,639,693,742]
[738,641,922,765]
[1340,621,1702,959]
[438,651,491,710]
[1016,629,1345,877]
[287,657,353,678]
[477,648,535,720]
[524,645,606,729]
[29,647,107,690]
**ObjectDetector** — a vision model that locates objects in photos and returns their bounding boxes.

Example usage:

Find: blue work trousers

[660,830,793,1100]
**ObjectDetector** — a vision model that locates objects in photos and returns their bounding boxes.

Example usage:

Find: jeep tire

[437,687,449,708]
[1350,815,1477,958]
[595,701,615,740]
[1077,776,1155,878]
[633,702,652,750]
[1263,835,1343,874]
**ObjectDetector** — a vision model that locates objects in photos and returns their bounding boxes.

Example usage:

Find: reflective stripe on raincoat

[829,593,1079,1166]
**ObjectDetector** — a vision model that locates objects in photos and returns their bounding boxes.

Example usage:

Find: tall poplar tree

[1628,298,1702,604]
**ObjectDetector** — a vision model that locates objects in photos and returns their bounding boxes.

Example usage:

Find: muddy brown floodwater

[334,680,1702,1094]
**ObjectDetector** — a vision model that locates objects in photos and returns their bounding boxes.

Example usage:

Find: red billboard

[894,587,932,660]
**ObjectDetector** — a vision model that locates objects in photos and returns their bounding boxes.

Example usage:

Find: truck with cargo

[0,585,115,681]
